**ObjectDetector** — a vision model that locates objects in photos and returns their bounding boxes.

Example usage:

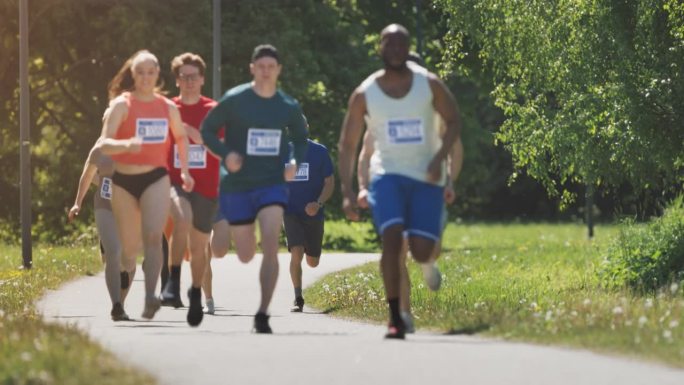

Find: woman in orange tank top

[99,50,195,320]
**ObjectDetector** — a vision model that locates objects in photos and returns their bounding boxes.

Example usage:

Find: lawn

[0,244,155,385]
[306,223,684,367]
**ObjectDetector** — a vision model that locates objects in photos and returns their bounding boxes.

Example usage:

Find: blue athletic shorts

[219,184,288,225]
[368,174,444,241]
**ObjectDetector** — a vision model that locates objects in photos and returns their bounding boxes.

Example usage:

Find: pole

[212,0,221,100]
[19,0,32,269]
[586,184,594,239]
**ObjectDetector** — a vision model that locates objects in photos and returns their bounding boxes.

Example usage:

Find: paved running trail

[39,253,684,385]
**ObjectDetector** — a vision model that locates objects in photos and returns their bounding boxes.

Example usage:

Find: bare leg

[289,246,305,289]
[256,205,283,314]
[111,185,141,306]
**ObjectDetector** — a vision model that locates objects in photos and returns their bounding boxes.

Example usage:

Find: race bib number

[174,144,206,169]
[386,118,424,145]
[100,177,112,200]
[247,128,281,156]
[136,118,168,143]
[291,163,309,182]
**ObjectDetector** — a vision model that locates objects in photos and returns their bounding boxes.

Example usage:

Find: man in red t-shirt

[160,52,223,327]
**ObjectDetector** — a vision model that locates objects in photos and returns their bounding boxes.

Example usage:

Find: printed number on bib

[136,119,168,143]
[247,128,281,156]
[174,144,206,169]
[291,163,309,182]
[387,118,424,145]
[100,177,113,200]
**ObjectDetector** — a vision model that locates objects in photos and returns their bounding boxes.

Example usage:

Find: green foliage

[436,0,684,204]
[599,197,684,291]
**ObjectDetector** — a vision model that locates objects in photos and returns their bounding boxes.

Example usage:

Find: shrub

[599,196,684,291]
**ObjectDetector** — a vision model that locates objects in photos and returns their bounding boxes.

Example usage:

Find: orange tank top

[111,93,172,168]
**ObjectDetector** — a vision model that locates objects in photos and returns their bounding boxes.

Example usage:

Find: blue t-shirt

[286,140,333,219]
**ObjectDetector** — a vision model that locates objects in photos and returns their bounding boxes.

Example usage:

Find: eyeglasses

[178,73,201,82]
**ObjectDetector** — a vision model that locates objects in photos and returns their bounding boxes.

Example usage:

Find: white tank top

[363,62,444,185]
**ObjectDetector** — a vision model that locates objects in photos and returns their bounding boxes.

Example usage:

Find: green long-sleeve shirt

[201,83,309,193]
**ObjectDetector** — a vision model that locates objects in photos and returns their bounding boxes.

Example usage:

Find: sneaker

[384,323,406,340]
[186,288,203,327]
[110,302,130,321]
[400,311,415,334]
[290,296,304,312]
[204,298,215,315]
[141,297,161,320]
[253,312,272,334]
[160,279,184,308]
[421,262,442,291]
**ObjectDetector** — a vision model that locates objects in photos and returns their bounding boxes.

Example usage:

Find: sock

[388,297,404,329]
[170,265,181,282]
[294,287,302,298]
[120,271,130,289]
[189,286,201,300]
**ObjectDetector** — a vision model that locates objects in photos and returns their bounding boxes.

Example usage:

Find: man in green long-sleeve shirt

[201,44,308,334]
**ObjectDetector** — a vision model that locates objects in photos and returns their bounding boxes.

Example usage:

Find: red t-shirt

[168,95,222,199]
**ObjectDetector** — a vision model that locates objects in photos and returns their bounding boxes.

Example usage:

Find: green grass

[0,244,156,385]
[307,223,684,367]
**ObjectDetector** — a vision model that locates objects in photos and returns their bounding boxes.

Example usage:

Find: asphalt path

[38,253,684,385]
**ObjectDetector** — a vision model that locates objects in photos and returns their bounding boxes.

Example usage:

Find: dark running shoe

[160,279,184,308]
[384,323,406,340]
[290,296,305,312]
[253,312,272,334]
[186,287,203,327]
[110,302,130,321]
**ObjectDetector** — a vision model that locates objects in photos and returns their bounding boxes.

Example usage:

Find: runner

[201,44,309,333]
[99,50,194,320]
[284,138,334,312]
[338,25,462,339]
[68,134,129,321]
[357,116,463,333]
[159,52,220,327]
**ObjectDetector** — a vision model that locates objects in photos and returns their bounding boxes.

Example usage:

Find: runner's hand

[126,137,142,153]
[357,188,370,209]
[284,163,297,181]
[343,194,360,221]
[181,170,195,192]
[305,202,320,216]
[444,185,456,205]
[426,157,443,183]
[68,204,80,222]
[225,152,243,173]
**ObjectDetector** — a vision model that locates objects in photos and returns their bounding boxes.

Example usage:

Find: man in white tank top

[338,24,462,339]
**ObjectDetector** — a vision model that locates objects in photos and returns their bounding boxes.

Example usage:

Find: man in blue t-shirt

[284,139,334,312]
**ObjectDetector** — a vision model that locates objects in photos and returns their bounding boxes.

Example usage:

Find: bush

[599,196,684,291]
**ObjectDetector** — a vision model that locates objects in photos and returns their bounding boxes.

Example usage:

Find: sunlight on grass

[307,223,684,367]
[0,244,156,385]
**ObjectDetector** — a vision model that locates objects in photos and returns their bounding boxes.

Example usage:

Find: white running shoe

[401,311,415,334]
[204,298,215,315]
[421,262,442,291]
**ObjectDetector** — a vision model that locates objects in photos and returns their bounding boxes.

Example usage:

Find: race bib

[174,144,206,169]
[291,163,309,182]
[247,128,281,156]
[100,177,112,200]
[386,118,424,145]
[136,118,168,143]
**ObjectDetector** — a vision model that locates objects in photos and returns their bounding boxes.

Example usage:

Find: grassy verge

[307,223,684,367]
[0,244,156,384]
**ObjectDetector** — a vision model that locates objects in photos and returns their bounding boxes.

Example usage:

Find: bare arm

[337,88,367,221]
[99,99,141,155]
[356,129,374,209]
[68,143,100,221]
[305,175,335,216]
[427,74,462,182]
[168,102,195,192]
